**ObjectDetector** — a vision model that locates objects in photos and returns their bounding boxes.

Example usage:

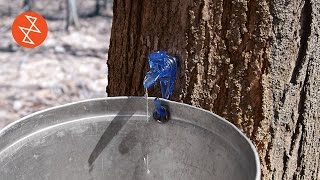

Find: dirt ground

[0,0,112,129]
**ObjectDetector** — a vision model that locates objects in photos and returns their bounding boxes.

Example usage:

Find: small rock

[13,101,23,111]
[54,45,65,53]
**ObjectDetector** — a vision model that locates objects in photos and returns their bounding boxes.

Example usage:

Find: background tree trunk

[107,0,319,179]
[22,0,33,11]
[65,0,79,31]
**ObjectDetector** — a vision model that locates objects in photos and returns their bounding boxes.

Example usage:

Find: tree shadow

[87,97,138,172]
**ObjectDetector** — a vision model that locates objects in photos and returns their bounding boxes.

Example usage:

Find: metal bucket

[0,97,260,180]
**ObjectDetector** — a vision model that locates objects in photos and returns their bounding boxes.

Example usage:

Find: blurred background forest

[0,0,113,129]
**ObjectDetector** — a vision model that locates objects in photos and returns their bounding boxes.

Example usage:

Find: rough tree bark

[107,0,319,179]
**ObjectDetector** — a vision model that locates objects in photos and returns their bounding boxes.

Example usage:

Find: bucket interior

[0,97,260,180]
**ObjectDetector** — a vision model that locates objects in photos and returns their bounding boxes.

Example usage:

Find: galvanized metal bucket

[0,97,260,180]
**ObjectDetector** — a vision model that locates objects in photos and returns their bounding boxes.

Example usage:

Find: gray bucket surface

[0,97,260,180]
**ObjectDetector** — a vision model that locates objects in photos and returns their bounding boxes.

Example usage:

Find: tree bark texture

[107,0,320,179]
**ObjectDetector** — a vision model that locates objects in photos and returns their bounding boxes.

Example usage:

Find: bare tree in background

[107,0,319,179]
[22,0,33,11]
[95,0,102,16]
[95,0,111,16]
[22,0,79,31]
[65,0,79,31]
[103,0,109,9]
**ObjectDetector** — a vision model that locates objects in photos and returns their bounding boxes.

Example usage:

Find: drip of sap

[143,155,150,174]
[145,89,149,122]
[144,90,151,175]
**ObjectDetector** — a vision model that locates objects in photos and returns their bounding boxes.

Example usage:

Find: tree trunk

[107,0,320,179]
[65,0,79,31]
[23,0,34,11]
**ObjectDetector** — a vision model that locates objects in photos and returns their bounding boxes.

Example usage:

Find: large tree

[107,0,319,179]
